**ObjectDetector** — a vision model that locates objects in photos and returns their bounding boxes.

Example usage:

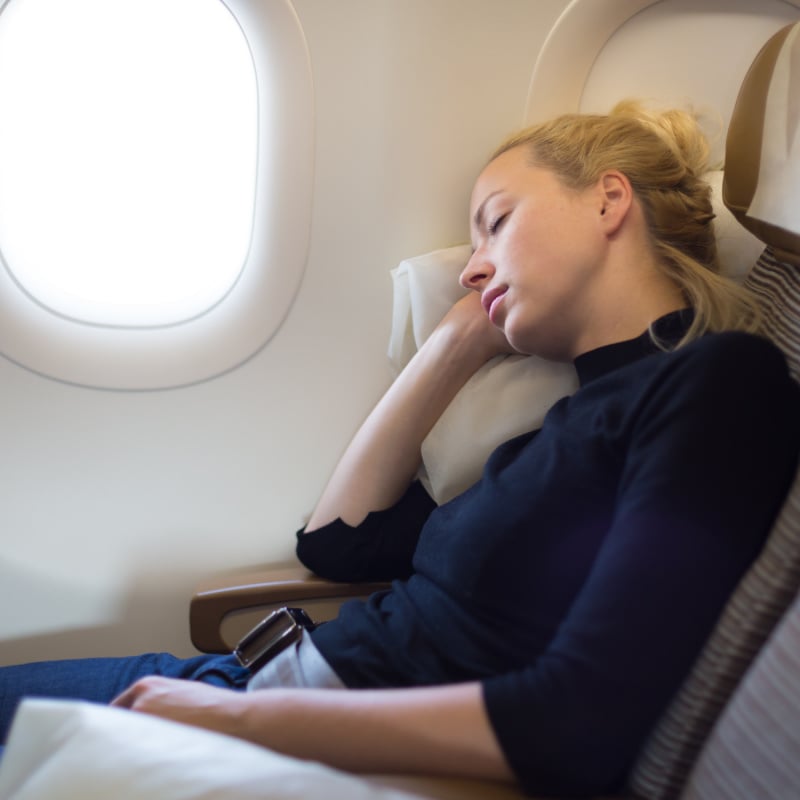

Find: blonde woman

[3,104,798,797]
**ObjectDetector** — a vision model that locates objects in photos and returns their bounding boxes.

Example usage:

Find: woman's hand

[111,676,247,737]
[437,291,516,364]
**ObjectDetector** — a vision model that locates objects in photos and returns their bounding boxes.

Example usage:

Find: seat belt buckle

[233,606,317,672]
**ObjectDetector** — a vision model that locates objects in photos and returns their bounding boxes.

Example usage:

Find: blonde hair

[492,101,762,346]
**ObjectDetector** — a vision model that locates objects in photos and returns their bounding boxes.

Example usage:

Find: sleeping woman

[2,101,799,797]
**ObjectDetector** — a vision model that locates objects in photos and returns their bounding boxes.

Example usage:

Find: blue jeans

[0,652,249,746]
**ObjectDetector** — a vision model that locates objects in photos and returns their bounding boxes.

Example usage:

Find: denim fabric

[0,652,247,745]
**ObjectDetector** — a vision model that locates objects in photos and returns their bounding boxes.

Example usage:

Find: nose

[459,250,495,291]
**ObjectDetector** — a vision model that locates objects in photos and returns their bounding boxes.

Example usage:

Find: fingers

[110,676,173,709]
[110,679,144,709]
[109,677,244,740]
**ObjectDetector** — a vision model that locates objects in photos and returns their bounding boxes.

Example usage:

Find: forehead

[469,146,560,227]
[471,148,529,207]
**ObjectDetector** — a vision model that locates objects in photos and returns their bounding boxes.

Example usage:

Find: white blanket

[0,699,420,800]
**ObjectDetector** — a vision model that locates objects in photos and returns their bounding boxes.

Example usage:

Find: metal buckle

[233,607,316,672]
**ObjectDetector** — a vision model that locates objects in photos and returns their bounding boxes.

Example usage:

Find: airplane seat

[629,19,800,800]
[186,16,800,800]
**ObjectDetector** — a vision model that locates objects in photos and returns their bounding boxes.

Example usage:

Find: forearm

[114,676,513,782]
[239,682,513,782]
[306,297,505,531]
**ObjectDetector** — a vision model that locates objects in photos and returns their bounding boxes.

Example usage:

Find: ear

[596,170,633,236]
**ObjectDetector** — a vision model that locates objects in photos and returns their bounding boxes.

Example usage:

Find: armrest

[190,563,389,653]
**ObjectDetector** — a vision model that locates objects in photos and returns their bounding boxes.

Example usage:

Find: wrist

[426,317,505,374]
[238,689,294,749]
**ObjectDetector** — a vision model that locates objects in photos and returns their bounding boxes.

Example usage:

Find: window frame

[0,0,314,389]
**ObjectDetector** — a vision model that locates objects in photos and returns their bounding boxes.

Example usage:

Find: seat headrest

[724,22,800,261]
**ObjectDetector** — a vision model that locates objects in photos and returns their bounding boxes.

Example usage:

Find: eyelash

[488,213,508,236]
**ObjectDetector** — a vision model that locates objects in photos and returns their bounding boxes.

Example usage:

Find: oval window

[0,0,313,388]
[0,0,257,327]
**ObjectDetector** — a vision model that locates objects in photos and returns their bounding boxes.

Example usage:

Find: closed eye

[488,212,509,236]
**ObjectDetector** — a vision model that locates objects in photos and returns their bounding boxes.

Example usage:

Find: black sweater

[297,313,800,796]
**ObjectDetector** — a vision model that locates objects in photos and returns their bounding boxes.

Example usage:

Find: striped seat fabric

[747,248,800,381]
[681,579,800,798]
[627,247,800,799]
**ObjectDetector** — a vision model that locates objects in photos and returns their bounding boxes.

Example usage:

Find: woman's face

[462,146,608,360]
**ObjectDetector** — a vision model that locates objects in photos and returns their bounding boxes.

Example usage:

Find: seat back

[628,21,800,800]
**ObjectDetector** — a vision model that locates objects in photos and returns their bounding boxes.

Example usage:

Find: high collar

[573,309,695,386]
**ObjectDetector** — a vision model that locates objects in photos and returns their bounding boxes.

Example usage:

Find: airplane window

[0,0,313,389]
[0,0,256,327]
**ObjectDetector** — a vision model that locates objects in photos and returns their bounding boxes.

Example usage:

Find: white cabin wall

[0,0,569,665]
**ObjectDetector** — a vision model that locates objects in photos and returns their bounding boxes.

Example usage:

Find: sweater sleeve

[295,480,437,582]
[482,334,800,797]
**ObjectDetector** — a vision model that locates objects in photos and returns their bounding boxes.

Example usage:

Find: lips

[481,286,508,324]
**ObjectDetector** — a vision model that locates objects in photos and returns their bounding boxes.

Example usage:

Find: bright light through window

[0,0,258,327]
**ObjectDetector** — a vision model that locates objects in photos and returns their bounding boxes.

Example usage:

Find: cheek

[501,229,539,280]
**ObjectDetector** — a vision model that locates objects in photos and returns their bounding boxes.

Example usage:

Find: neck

[567,248,687,360]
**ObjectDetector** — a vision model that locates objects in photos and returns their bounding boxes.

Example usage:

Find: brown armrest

[189,563,389,653]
